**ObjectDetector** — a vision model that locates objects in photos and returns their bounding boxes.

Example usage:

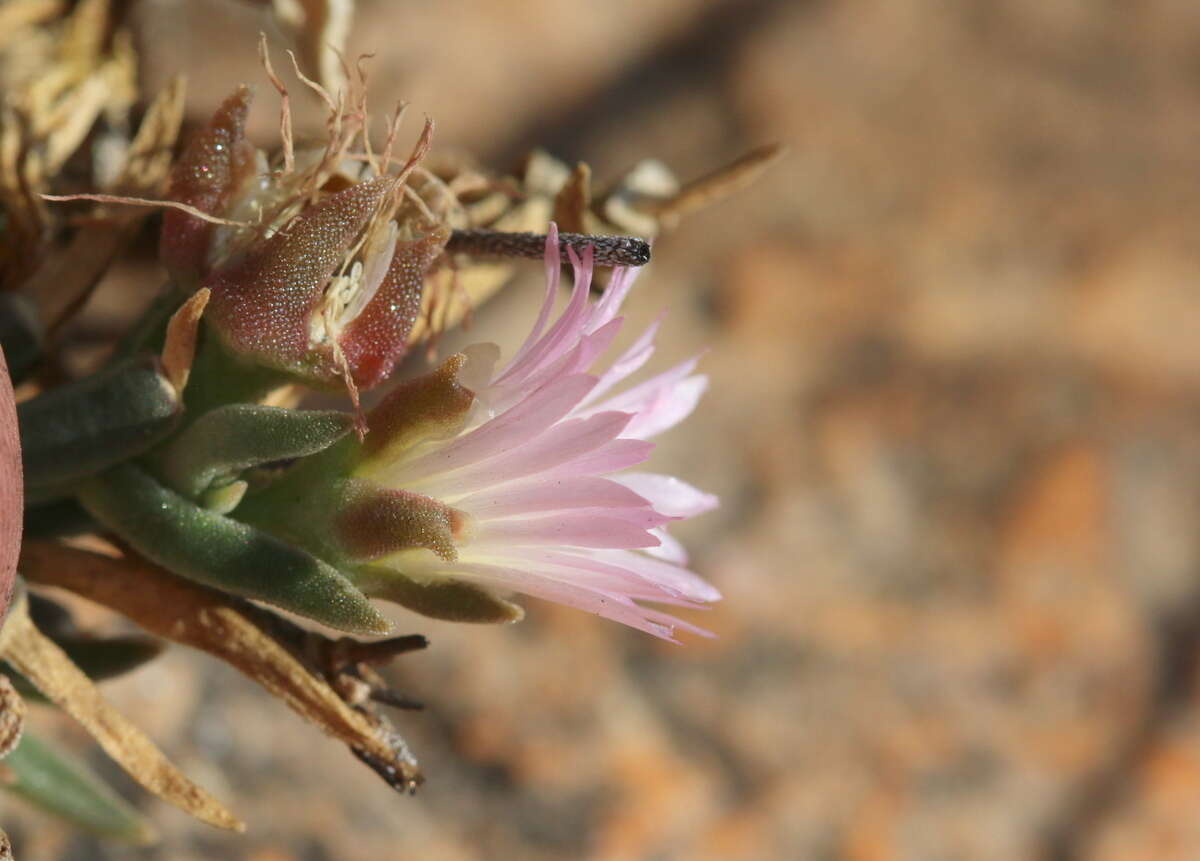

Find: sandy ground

[11,1,1200,858]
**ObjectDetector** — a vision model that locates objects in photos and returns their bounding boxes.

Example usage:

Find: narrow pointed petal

[613,473,719,518]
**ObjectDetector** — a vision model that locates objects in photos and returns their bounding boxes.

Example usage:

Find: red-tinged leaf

[160,86,257,281]
[339,225,450,389]
[203,177,394,382]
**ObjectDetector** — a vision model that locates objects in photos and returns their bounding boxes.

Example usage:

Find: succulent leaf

[158,404,355,500]
[77,464,390,635]
[17,356,181,492]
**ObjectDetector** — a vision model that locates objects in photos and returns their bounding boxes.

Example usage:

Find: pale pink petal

[392,374,596,482]
[457,476,649,519]
[589,549,723,602]
[579,315,662,408]
[493,245,593,389]
[491,317,621,407]
[587,355,700,417]
[505,223,562,369]
[613,473,719,518]
[506,548,719,604]
[445,562,686,640]
[486,560,705,608]
[638,605,716,639]
[644,527,688,564]
[622,374,708,439]
[431,411,634,495]
[539,437,655,480]
[585,265,638,334]
[476,513,661,549]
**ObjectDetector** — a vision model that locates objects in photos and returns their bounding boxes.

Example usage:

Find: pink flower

[344,225,721,640]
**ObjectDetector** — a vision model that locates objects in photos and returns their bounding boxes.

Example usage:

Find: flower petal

[613,473,719,518]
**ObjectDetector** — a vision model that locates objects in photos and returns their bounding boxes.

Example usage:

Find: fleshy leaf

[2,731,157,843]
[160,86,257,283]
[77,464,390,635]
[17,355,181,492]
[158,404,355,500]
[339,225,450,389]
[355,566,524,624]
[203,177,394,383]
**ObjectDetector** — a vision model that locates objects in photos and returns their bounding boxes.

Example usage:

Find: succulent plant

[0,0,779,851]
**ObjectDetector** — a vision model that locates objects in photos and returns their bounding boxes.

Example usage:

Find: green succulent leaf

[0,291,42,386]
[18,355,181,491]
[2,731,156,844]
[158,404,355,500]
[355,565,524,624]
[77,464,391,635]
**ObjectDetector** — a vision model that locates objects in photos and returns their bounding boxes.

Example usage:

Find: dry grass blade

[40,194,250,227]
[20,541,423,791]
[0,596,243,831]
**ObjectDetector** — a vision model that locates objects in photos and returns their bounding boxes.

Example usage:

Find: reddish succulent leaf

[0,346,20,625]
[203,177,394,383]
[339,225,450,389]
[160,87,257,281]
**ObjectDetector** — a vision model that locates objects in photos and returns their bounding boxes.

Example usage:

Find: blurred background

[12,0,1200,858]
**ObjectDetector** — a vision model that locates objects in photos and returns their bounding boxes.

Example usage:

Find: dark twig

[447,229,651,267]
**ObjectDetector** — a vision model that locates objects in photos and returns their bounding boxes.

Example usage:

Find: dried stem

[19,541,424,792]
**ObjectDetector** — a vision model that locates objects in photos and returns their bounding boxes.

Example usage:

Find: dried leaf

[270,0,354,93]
[0,595,243,831]
[634,143,788,229]
[0,676,25,760]
[20,540,423,790]
[115,75,187,194]
[0,347,20,625]
[552,162,597,235]
[161,288,210,395]
[27,78,188,332]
